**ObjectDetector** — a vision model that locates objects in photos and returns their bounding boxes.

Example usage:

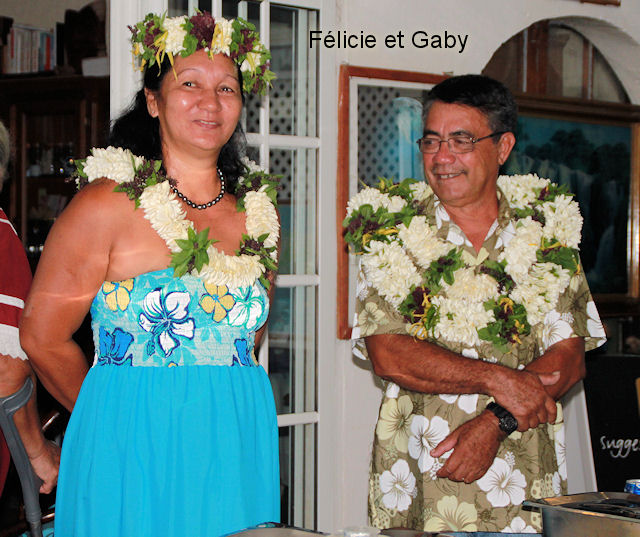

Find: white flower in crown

[398,216,450,270]
[362,241,421,308]
[164,16,188,55]
[409,180,433,202]
[211,17,234,56]
[244,190,280,250]
[542,194,582,248]
[443,267,498,303]
[241,156,263,174]
[81,146,144,184]
[241,43,264,73]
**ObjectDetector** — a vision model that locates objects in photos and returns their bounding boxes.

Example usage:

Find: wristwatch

[486,402,518,435]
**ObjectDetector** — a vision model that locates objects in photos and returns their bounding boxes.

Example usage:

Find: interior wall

[2,0,91,29]
[332,0,640,528]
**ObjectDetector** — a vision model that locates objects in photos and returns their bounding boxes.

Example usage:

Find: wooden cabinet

[0,75,109,264]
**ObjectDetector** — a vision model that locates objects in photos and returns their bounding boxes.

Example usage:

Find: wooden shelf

[0,75,109,247]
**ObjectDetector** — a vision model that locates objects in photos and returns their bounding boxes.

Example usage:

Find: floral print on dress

[227,284,268,330]
[232,338,255,367]
[90,270,270,367]
[200,283,236,322]
[138,288,195,358]
[102,279,134,311]
[97,327,134,366]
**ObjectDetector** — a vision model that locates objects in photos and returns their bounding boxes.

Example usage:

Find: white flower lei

[347,174,582,348]
[80,147,279,289]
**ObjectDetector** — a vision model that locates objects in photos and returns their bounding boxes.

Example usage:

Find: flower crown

[129,11,275,95]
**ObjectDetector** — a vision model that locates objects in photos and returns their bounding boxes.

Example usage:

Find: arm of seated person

[0,356,60,493]
[365,333,559,431]
[20,180,119,412]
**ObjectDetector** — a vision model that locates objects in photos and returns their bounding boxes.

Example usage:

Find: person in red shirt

[0,120,59,495]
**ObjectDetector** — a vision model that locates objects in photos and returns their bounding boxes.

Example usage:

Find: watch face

[501,414,518,434]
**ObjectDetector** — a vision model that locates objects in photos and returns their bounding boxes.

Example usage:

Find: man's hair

[423,74,518,135]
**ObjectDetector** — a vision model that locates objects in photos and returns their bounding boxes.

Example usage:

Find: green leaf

[259,274,271,290]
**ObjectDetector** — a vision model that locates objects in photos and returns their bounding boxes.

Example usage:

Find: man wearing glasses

[350,75,606,535]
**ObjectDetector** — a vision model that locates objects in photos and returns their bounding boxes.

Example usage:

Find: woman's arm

[20,180,117,411]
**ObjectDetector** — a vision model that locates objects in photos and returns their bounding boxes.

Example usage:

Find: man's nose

[433,139,456,162]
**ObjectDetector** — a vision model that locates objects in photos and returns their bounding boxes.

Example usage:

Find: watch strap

[486,402,518,435]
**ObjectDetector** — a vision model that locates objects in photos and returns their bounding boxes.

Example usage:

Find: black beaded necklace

[171,168,226,210]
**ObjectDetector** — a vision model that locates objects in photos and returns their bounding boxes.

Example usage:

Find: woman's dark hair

[423,74,518,136]
[108,56,247,188]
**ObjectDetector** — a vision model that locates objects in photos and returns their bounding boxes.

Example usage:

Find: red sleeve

[0,209,32,356]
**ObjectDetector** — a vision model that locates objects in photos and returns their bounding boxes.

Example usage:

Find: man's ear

[144,88,159,118]
[497,132,516,165]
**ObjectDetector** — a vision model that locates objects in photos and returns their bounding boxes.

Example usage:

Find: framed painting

[506,93,640,316]
[580,0,620,5]
[336,65,447,339]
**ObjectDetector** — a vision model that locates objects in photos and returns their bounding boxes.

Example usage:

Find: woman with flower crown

[20,12,280,536]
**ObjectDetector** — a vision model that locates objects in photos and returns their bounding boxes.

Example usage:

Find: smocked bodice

[90,268,269,367]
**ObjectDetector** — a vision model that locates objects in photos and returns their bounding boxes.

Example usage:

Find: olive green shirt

[353,190,606,533]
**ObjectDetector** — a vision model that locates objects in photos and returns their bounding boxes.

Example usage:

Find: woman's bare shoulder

[58,179,136,228]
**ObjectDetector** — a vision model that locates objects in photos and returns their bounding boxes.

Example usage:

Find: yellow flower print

[424,495,478,532]
[376,395,413,452]
[200,283,236,322]
[103,279,134,311]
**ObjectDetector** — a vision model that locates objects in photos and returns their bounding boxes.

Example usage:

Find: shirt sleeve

[536,261,606,353]
[0,212,32,360]
[351,264,410,360]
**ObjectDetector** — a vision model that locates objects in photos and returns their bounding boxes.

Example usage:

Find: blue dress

[54,268,280,536]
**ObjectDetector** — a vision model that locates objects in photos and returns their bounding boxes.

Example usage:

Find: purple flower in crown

[190,11,216,48]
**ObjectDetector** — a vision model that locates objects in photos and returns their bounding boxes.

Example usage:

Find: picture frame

[336,65,446,339]
[580,0,620,5]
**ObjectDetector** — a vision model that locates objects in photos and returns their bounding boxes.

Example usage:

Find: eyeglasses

[416,131,506,154]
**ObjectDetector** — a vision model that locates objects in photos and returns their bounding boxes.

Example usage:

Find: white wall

[329,0,640,529]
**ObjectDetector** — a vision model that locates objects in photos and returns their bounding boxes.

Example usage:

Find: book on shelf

[1,23,57,75]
